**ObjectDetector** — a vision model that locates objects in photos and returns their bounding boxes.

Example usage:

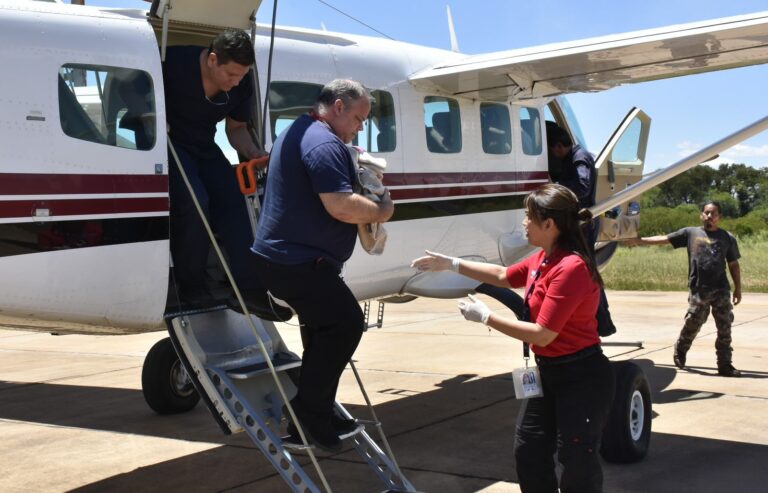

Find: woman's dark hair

[524,183,603,286]
[209,29,255,66]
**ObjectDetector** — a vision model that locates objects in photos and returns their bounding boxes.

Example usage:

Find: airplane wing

[410,11,768,101]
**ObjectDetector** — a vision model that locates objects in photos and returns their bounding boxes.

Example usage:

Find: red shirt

[506,249,600,357]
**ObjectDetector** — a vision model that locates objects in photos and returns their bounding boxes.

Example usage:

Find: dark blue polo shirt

[163,46,253,159]
[558,144,597,209]
[252,114,357,266]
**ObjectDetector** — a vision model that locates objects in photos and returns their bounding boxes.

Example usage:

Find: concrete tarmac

[1,290,766,493]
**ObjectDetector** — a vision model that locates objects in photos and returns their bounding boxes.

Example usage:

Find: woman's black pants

[514,352,615,493]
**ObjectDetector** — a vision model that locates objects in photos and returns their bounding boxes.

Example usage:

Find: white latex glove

[410,250,460,272]
[458,294,492,325]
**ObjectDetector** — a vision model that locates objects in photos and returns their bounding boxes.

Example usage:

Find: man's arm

[626,235,671,247]
[225,117,261,159]
[319,189,394,224]
[728,260,742,305]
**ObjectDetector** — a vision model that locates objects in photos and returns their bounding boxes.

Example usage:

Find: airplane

[2,0,768,490]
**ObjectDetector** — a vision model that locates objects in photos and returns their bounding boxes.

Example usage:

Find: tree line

[638,163,768,237]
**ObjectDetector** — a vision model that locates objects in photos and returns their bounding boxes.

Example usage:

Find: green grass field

[601,233,768,293]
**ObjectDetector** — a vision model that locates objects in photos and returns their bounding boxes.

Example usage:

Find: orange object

[236,155,269,195]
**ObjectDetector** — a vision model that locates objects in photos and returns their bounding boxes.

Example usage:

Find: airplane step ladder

[164,306,419,493]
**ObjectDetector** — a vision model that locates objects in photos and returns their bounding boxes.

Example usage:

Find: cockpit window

[424,96,462,153]
[480,103,511,154]
[58,64,156,150]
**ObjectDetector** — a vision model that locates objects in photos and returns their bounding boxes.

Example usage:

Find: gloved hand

[458,294,492,325]
[410,250,460,272]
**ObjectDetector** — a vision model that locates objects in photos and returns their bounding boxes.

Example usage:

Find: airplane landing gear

[141,337,200,414]
[600,361,652,463]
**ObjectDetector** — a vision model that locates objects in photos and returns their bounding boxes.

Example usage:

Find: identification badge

[512,366,543,399]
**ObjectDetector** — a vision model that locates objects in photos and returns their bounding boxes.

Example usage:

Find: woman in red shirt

[412,184,615,493]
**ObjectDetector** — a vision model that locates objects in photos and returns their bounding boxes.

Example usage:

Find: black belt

[535,344,602,367]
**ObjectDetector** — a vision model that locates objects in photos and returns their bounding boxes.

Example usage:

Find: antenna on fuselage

[446,5,460,52]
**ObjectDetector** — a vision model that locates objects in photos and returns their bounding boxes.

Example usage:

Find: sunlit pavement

[1,291,766,492]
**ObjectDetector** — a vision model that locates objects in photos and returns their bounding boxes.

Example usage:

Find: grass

[601,232,768,293]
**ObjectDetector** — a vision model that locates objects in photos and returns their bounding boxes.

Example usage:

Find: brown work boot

[717,364,742,377]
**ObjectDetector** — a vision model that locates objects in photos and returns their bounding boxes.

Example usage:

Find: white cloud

[675,141,768,168]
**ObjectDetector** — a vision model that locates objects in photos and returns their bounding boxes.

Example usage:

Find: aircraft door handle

[607,160,616,190]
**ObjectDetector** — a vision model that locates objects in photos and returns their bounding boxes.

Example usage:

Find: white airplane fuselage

[0,1,623,335]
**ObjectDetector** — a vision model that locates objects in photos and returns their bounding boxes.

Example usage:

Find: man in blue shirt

[547,124,597,211]
[253,79,394,451]
[165,29,278,315]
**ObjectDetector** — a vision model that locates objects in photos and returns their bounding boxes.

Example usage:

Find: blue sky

[99,0,768,171]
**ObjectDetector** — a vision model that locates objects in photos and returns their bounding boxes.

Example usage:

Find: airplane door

[151,0,263,30]
[593,108,651,241]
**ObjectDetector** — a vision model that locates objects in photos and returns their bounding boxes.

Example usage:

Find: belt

[535,344,602,367]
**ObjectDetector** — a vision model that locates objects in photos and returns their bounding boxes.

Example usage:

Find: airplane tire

[142,337,200,414]
[600,361,652,463]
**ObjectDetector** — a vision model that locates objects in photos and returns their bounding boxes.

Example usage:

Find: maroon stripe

[391,182,541,201]
[383,171,549,187]
[0,198,169,218]
[0,173,168,195]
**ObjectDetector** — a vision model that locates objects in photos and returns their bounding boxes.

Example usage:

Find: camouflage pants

[676,289,734,365]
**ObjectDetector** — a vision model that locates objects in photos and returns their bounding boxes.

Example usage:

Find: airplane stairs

[164,306,419,492]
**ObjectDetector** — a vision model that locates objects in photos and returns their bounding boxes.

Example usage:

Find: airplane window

[356,90,396,153]
[268,81,323,140]
[424,96,461,153]
[480,103,511,154]
[520,107,542,155]
[269,82,397,154]
[58,64,156,150]
[612,117,643,164]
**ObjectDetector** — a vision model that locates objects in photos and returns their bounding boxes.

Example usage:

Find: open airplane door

[149,0,262,30]
[594,107,651,241]
[592,108,651,267]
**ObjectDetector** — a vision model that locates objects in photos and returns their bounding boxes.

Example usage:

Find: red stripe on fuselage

[383,171,549,187]
[0,173,168,195]
[0,198,169,218]
[390,182,542,200]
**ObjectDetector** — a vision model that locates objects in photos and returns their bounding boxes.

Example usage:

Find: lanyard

[522,257,549,362]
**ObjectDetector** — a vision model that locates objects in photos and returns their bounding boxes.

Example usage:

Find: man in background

[628,201,742,377]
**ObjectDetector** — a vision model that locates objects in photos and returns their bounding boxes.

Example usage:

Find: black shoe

[285,400,342,452]
[718,364,742,377]
[331,413,359,435]
[227,288,293,322]
[287,411,360,441]
[673,351,686,370]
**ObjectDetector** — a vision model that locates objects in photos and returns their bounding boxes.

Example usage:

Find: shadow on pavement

[3,358,767,492]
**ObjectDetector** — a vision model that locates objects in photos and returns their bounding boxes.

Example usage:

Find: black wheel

[142,337,200,414]
[600,361,652,463]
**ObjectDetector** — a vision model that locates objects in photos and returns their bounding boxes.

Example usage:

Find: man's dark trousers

[169,144,260,292]
[253,256,364,419]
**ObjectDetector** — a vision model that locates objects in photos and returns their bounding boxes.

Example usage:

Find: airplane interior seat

[520,118,540,154]
[376,123,395,152]
[57,75,106,145]
[427,111,452,152]
[111,70,156,150]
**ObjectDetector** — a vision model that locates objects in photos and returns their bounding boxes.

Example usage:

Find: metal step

[165,306,419,492]
[226,351,302,379]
